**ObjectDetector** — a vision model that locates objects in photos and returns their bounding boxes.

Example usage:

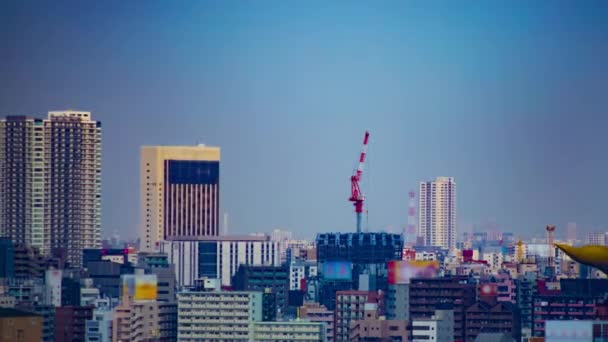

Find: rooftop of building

[166,235,270,242]
[0,308,41,318]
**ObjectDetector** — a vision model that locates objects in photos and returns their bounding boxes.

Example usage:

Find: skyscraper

[140,145,220,251]
[418,177,456,250]
[0,111,101,267]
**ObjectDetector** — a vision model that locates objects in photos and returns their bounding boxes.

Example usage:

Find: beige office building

[141,145,220,251]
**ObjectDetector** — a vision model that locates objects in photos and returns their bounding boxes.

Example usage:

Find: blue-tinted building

[0,238,14,278]
[315,232,403,309]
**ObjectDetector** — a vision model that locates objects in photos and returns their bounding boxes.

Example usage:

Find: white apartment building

[177,291,262,341]
[419,177,456,250]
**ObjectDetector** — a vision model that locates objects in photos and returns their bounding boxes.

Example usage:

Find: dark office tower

[140,146,220,251]
[0,112,101,268]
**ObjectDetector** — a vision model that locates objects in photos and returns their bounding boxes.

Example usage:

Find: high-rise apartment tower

[0,111,101,267]
[418,177,456,250]
[140,145,220,251]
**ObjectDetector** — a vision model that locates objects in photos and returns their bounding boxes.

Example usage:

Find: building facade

[113,300,160,342]
[177,290,262,341]
[299,303,335,342]
[55,306,94,342]
[335,290,383,342]
[412,307,454,342]
[140,145,220,251]
[348,303,408,341]
[252,321,326,342]
[409,277,476,342]
[0,308,43,342]
[0,112,101,266]
[160,236,280,287]
[232,264,289,315]
[465,301,520,342]
[419,177,456,250]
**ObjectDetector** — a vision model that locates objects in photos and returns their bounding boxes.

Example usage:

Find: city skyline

[2,1,608,239]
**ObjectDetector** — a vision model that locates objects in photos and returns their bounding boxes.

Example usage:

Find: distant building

[334,290,383,342]
[0,239,14,278]
[0,112,102,266]
[290,260,318,290]
[348,302,408,341]
[160,236,280,287]
[412,307,454,342]
[545,320,608,342]
[140,145,221,251]
[55,306,94,342]
[177,291,262,341]
[316,232,402,309]
[386,283,409,320]
[112,299,160,341]
[588,231,607,246]
[409,277,477,342]
[299,303,335,342]
[0,308,43,342]
[419,177,456,250]
[252,321,326,342]
[465,301,520,342]
[232,264,289,315]
[532,279,608,338]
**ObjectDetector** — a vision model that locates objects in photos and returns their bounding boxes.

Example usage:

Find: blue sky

[2,1,608,240]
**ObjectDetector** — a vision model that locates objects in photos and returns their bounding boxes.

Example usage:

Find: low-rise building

[252,321,326,341]
[348,303,408,341]
[299,303,334,342]
[0,308,43,342]
[412,307,454,342]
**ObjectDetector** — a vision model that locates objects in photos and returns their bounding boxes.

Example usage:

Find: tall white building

[160,236,280,287]
[419,177,456,250]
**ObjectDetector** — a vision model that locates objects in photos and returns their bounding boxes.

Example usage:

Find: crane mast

[349,131,370,233]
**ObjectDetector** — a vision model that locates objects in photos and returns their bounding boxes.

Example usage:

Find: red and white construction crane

[349,131,370,233]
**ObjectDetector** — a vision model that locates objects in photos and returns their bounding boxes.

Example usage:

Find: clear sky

[2,1,608,240]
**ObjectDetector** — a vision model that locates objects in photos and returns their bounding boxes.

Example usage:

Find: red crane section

[349,131,370,233]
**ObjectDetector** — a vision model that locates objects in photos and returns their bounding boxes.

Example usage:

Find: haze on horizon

[1,1,608,240]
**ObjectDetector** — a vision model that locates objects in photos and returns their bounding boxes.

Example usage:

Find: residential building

[348,303,408,341]
[515,273,537,341]
[299,303,335,342]
[465,301,520,342]
[112,299,160,342]
[140,145,220,251]
[0,112,102,266]
[177,290,262,341]
[85,308,113,342]
[532,279,608,338]
[409,277,477,341]
[335,290,383,342]
[386,283,409,320]
[418,177,456,249]
[412,307,454,342]
[232,264,289,314]
[0,308,43,342]
[160,236,280,287]
[158,302,178,341]
[55,306,94,342]
[252,321,326,342]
